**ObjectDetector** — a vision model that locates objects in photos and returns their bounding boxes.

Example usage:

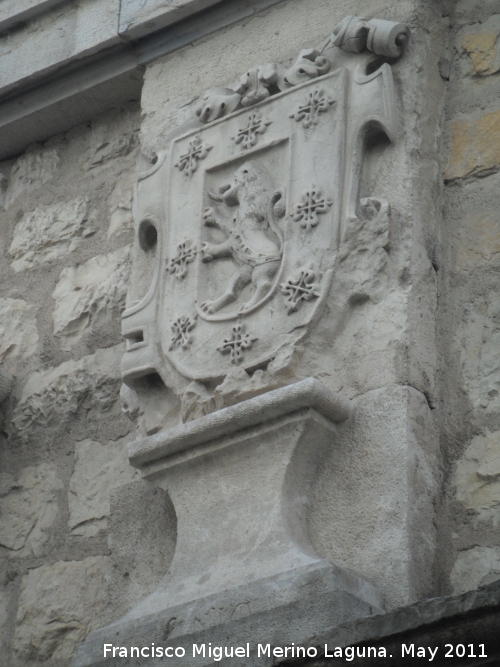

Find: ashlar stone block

[0,464,63,558]
[5,145,59,209]
[453,429,500,526]
[456,208,500,272]
[9,197,95,273]
[0,298,38,369]
[13,557,109,665]
[11,344,123,441]
[84,109,139,171]
[107,173,135,239]
[68,436,136,538]
[456,293,500,414]
[445,109,500,181]
[451,547,500,596]
[461,15,500,77]
[52,245,130,346]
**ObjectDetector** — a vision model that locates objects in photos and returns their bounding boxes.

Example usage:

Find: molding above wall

[0,0,68,34]
[0,0,287,160]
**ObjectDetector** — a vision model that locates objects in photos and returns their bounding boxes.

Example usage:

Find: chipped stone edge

[128,377,351,467]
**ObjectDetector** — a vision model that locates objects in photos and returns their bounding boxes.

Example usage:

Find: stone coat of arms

[121,15,408,388]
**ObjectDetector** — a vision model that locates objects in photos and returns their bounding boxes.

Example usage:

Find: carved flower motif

[290,88,335,128]
[175,135,212,176]
[169,314,197,350]
[292,187,333,231]
[167,240,197,280]
[232,112,272,150]
[281,268,320,313]
[217,323,257,364]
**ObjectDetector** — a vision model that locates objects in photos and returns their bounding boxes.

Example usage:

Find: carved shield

[122,64,396,385]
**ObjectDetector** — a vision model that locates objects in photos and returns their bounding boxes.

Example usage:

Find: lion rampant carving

[200,162,285,314]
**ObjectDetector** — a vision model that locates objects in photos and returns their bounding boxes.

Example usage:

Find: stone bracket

[128,378,352,468]
[72,379,382,667]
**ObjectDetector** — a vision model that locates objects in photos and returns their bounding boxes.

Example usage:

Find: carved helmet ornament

[121,16,409,387]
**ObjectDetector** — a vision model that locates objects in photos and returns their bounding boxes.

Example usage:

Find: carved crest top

[195,16,409,126]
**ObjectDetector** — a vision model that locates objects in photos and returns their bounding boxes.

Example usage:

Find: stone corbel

[74,380,384,666]
[127,380,357,601]
[128,376,353,572]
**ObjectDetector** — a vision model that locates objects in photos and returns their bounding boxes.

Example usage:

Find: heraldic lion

[200,161,285,314]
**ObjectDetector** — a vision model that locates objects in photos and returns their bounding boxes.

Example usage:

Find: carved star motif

[281,268,320,314]
[175,135,212,176]
[292,187,333,231]
[167,240,197,280]
[232,112,272,150]
[169,314,197,350]
[290,88,335,128]
[217,323,257,364]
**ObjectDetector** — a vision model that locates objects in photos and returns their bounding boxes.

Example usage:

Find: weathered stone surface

[52,245,130,346]
[9,197,95,273]
[457,294,500,413]
[336,201,390,304]
[85,110,139,170]
[456,209,500,271]
[12,557,109,665]
[461,17,500,77]
[453,0,500,27]
[5,146,59,209]
[0,464,63,557]
[0,587,9,632]
[445,110,500,181]
[451,546,500,595]
[0,584,11,665]
[107,173,134,239]
[0,369,12,405]
[179,340,304,421]
[10,345,123,441]
[68,436,136,538]
[0,298,38,368]
[453,430,500,525]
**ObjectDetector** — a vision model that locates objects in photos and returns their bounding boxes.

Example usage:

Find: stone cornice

[0,0,287,160]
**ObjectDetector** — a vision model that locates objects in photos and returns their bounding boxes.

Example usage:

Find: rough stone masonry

[0,0,499,666]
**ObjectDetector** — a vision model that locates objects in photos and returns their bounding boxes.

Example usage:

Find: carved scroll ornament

[195,17,409,125]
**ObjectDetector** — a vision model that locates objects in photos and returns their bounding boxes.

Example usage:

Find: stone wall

[0,104,141,667]
[439,0,500,597]
[0,0,499,665]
